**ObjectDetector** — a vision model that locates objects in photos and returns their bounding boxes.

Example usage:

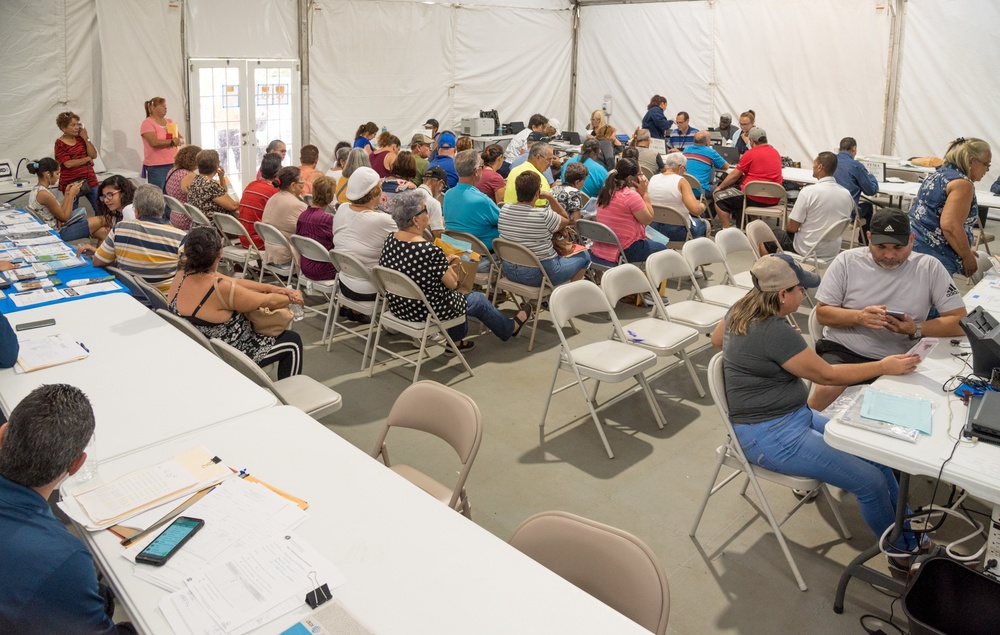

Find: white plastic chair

[253,221,298,287]
[740,181,788,230]
[644,250,728,335]
[681,238,749,308]
[164,195,189,223]
[368,266,474,384]
[209,339,343,420]
[183,202,212,227]
[289,235,337,339]
[213,212,260,277]
[690,353,852,591]
[326,249,382,370]
[714,227,758,289]
[491,238,554,352]
[540,280,665,459]
[601,264,705,397]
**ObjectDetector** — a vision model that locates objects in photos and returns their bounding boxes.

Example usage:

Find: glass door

[189,59,300,195]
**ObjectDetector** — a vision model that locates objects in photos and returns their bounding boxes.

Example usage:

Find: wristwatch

[909,323,922,340]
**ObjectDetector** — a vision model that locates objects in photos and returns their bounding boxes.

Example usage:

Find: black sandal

[443,339,475,356]
[511,302,533,337]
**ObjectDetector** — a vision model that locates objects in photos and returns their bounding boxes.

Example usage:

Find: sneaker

[641,293,655,307]
[792,488,818,502]
[693,269,705,279]
[442,340,475,356]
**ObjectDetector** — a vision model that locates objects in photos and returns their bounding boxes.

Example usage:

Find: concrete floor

[281,256,990,635]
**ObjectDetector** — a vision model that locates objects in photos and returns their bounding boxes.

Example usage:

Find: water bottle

[287,285,305,321]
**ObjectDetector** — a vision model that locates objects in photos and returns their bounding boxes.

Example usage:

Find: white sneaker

[693,269,705,279]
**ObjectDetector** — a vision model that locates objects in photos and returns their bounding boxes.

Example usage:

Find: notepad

[860,389,933,435]
[15,333,89,372]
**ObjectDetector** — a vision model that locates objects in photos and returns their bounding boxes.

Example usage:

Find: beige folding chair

[368,266,474,383]
[650,205,693,249]
[371,380,483,518]
[442,229,499,292]
[746,219,782,257]
[578,192,590,207]
[491,238,554,352]
[132,277,170,311]
[644,250,727,335]
[640,165,655,180]
[164,195,189,223]
[974,215,994,255]
[808,305,824,351]
[740,181,788,230]
[681,238,749,308]
[788,216,852,272]
[540,280,665,459]
[105,266,157,309]
[714,227,757,289]
[155,309,213,351]
[213,212,260,277]
[289,235,337,339]
[510,511,670,635]
[326,249,381,370]
[253,221,298,287]
[682,172,706,205]
[209,339,343,420]
[690,353,852,591]
[575,218,627,271]
[302,193,313,207]
[183,202,212,227]
[601,264,705,397]
[849,201,866,249]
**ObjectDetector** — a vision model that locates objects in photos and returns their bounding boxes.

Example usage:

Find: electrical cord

[859,596,905,635]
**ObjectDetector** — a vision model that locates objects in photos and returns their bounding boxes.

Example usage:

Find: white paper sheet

[75,460,198,524]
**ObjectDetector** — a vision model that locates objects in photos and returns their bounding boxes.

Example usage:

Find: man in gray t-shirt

[810,208,967,410]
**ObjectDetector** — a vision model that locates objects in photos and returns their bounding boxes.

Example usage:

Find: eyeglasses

[416,208,429,216]
[294,180,306,186]
[974,158,992,170]
[102,191,119,200]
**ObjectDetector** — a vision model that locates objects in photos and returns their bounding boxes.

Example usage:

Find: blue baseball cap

[438,132,456,149]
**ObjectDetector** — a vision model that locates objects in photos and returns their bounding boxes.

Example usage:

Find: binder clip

[305,571,331,609]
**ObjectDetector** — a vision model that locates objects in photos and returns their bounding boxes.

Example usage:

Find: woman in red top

[54,112,99,212]
[369,134,400,178]
[476,144,507,203]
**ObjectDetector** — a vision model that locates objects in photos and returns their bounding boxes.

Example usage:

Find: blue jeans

[446,291,514,342]
[72,187,99,214]
[650,218,709,242]
[143,164,171,192]
[503,250,591,287]
[734,404,917,551]
[58,210,91,242]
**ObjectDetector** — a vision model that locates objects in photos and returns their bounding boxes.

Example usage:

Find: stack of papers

[15,333,88,373]
[59,447,232,530]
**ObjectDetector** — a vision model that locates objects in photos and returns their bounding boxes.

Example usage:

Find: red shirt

[736,143,783,205]
[237,179,279,248]
[54,137,98,192]
[475,168,506,201]
[593,188,647,262]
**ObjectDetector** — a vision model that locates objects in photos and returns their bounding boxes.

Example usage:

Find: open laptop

[561,131,581,145]
[508,121,525,134]
[715,145,739,164]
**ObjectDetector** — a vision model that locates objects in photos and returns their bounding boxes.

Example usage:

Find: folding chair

[371,380,482,518]
[601,264,705,398]
[740,181,788,231]
[690,353,852,591]
[650,205,693,250]
[575,218,627,271]
[442,229,499,292]
[714,227,757,289]
[788,217,852,272]
[491,238,554,352]
[183,203,212,227]
[974,215,994,255]
[644,250,728,335]
[368,266,474,383]
[640,165,655,180]
[510,511,670,635]
[209,339,343,420]
[105,266,157,309]
[253,221,298,287]
[132,277,170,312]
[155,308,212,351]
[164,195,190,226]
[213,212,260,278]
[326,249,381,370]
[289,235,337,339]
[681,238,749,308]
[540,280,665,459]
[682,172,707,206]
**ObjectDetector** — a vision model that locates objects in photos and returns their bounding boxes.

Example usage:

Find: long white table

[0,169,144,199]
[68,406,651,635]
[0,293,276,461]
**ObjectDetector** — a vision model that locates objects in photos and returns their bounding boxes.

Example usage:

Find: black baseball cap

[424,166,447,181]
[869,208,911,246]
[424,119,439,129]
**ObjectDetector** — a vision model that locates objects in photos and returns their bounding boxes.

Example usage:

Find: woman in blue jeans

[380,190,532,354]
[710,254,924,570]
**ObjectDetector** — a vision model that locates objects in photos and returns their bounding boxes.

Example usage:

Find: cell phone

[15,318,56,331]
[885,309,906,321]
[135,516,205,566]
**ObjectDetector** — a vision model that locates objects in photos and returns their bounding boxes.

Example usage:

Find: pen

[77,341,90,353]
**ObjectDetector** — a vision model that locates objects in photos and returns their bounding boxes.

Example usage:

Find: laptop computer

[561,131,581,145]
[508,121,525,134]
[715,145,739,165]
[965,392,1000,445]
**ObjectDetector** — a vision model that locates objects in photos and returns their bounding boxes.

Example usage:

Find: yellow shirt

[503,161,550,207]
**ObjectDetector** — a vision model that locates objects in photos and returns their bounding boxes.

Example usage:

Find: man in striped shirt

[80,184,186,293]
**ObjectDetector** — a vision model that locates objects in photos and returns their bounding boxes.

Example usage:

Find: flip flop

[511,302,533,337]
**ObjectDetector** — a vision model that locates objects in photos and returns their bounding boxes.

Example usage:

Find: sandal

[443,339,475,356]
[511,302,533,338]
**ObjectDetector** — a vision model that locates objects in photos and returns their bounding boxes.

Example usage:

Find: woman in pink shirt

[476,144,507,203]
[591,158,666,266]
[140,96,184,196]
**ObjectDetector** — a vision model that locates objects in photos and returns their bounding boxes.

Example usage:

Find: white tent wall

[576,0,891,165]
[187,0,297,58]
[896,0,1000,187]
[307,1,573,151]
[0,0,100,170]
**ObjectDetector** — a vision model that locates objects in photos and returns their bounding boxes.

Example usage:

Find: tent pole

[568,2,580,131]
[300,0,310,145]
[181,0,190,136]
[881,0,907,156]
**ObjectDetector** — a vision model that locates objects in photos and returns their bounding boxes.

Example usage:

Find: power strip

[985,504,1000,579]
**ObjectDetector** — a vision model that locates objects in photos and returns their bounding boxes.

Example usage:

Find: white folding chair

[253,221,298,287]
[371,381,483,518]
[368,266,474,384]
[491,238,554,352]
[788,216,852,272]
[575,218,627,271]
[155,309,213,351]
[213,212,260,277]
[645,250,728,335]
[740,181,788,230]
[183,203,212,227]
[650,205,693,249]
[714,227,758,289]
[601,264,705,398]
[681,238,749,308]
[289,235,337,339]
[209,339,343,420]
[690,353,852,591]
[326,249,381,370]
[540,280,665,459]
[164,195,189,225]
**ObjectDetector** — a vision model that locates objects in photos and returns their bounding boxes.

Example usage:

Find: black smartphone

[885,309,905,321]
[15,318,56,331]
[135,516,205,566]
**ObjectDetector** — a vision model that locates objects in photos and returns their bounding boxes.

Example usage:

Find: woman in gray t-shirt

[710,254,925,569]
